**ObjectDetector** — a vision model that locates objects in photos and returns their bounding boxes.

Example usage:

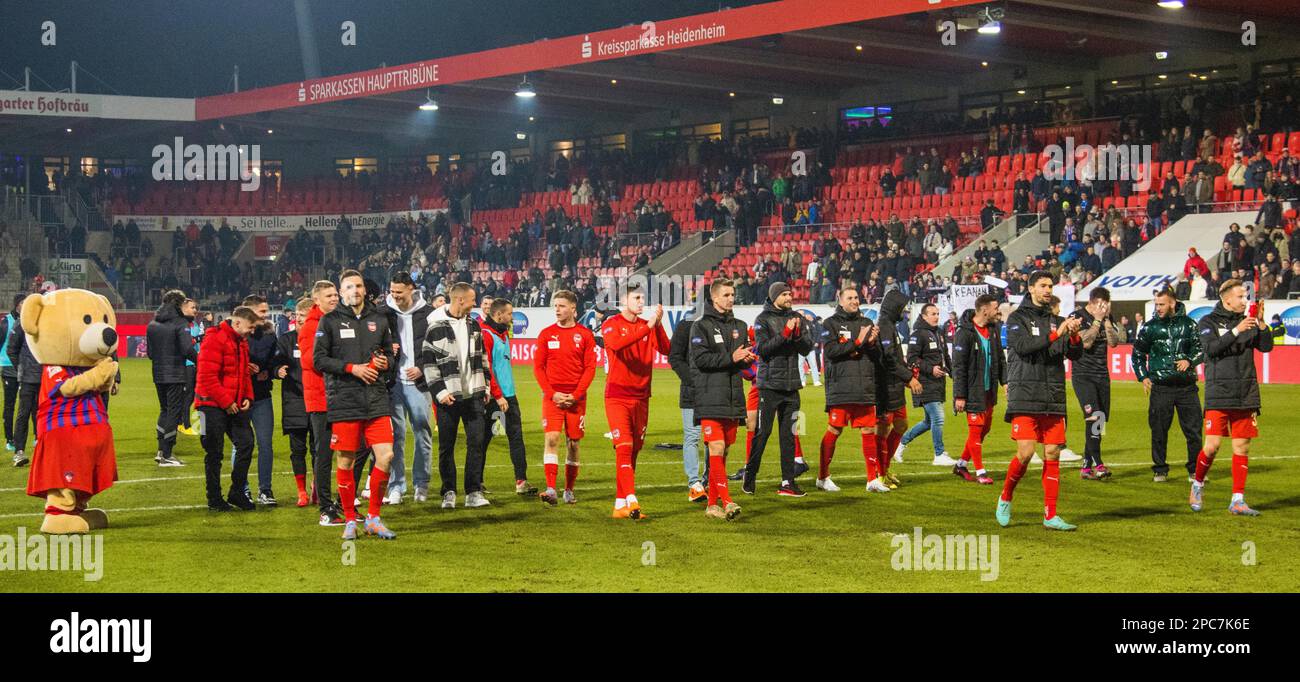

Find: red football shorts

[701,418,739,445]
[605,397,649,451]
[879,406,907,424]
[330,416,394,452]
[827,404,877,429]
[542,397,587,440]
[966,405,995,427]
[746,385,759,412]
[1008,413,1066,445]
[27,422,118,498]
[1204,409,1258,439]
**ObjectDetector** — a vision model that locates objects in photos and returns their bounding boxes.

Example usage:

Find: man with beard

[690,279,753,520]
[996,271,1083,531]
[378,270,432,504]
[814,288,885,493]
[743,282,814,497]
[232,295,279,505]
[951,296,1006,484]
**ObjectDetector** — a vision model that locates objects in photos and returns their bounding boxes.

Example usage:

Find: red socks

[337,467,356,522]
[708,455,728,506]
[367,467,389,519]
[962,424,984,471]
[565,462,579,491]
[887,430,902,466]
[1001,456,1026,502]
[1042,460,1060,519]
[877,433,891,476]
[615,443,635,500]
[745,431,754,464]
[294,474,307,495]
[862,432,879,480]
[543,453,558,489]
[819,431,838,480]
[1194,450,1213,484]
[1231,454,1248,495]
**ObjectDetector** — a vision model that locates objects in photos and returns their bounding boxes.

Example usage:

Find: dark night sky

[0,0,770,98]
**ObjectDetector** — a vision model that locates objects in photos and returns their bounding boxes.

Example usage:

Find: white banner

[0,90,193,121]
[118,208,447,233]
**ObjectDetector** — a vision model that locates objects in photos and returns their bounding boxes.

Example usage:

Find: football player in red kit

[533,290,598,506]
[602,284,670,519]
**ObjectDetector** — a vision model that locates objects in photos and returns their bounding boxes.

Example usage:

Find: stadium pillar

[71,61,77,93]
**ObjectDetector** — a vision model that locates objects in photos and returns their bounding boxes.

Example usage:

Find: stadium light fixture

[1158,74,1168,79]
[981,61,989,67]
[1156,1,1185,9]
[266,129,273,134]
[771,95,784,105]
[976,8,1001,35]
[1155,51,1168,60]
[528,116,535,122]
[419,90,438,111]
[1016,89,1026,95]
[855,44,863,51]
[516,131,527,140]
[65,128,72,133]
[728,91,736,97]
[515,76,536,98]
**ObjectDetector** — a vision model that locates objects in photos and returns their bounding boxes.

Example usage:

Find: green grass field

[3,358,1298,592]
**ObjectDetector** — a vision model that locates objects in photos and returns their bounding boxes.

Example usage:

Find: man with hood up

[379,270,432,504]
[873,289,921,490]
[146,289,197,467]
[743,281,815,497]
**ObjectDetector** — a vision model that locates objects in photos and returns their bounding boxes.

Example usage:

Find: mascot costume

[20,289,120,534]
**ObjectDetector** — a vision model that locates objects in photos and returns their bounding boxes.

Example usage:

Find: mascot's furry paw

[81,508,109,530]
[41,512,90,534]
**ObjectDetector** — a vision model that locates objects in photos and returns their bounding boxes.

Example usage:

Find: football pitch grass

[3,358,1298,593]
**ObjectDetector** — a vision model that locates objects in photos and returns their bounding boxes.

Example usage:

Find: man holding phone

[1132,288,1204,483]
[1192,280,1273,515]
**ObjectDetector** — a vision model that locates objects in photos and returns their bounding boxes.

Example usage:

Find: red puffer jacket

[298,304,327,413]
[195,320,252,410]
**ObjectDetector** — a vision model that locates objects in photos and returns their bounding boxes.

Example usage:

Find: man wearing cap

[743,281,814,497]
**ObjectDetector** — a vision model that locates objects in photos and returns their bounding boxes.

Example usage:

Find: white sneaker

[815,477,840,492]
[813,381,822,386]
[562,489,577,504]
[464,491,490,508]
[932,453,958,466]
[413,485,428,503]
[385,490,401,505]
[866,478,892,493]
[441,491,456,509]
[1058,448,1082,462]
[893,443,905,463]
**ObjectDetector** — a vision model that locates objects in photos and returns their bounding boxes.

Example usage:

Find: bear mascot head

[20,289,120,534]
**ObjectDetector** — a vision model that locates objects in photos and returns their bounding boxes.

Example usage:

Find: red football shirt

[533,323,598,401]
[602,313,670,399]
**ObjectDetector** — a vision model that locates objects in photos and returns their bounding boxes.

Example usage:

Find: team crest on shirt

[330,433,339,445]
[1084,404,1093,414]
[731,329,740,339]
[573,333,582,345]
[367,321,377,332]
[611,428,621,439]
[64,471,75,483]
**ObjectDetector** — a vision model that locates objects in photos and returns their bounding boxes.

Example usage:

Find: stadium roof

[3,0,1300,150]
